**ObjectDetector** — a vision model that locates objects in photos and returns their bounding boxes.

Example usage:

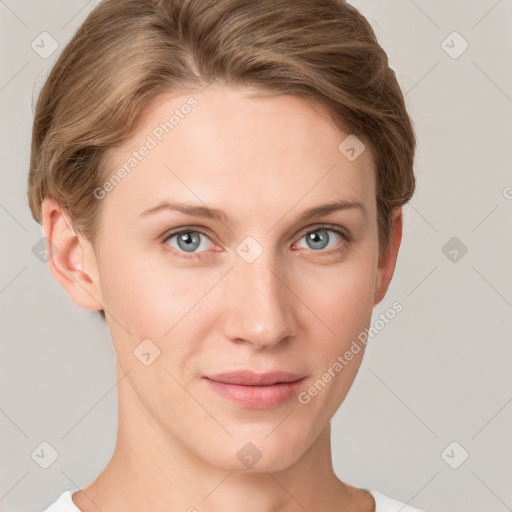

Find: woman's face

[65,85,400,472]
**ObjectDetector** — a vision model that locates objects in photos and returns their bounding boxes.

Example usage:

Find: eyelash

[160,224,352,260]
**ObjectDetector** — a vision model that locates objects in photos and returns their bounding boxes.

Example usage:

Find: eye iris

[171,229,335,254]
[177,231,201,252]
[307,229,329,250]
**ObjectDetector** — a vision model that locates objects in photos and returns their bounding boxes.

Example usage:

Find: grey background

[1,1,511,511]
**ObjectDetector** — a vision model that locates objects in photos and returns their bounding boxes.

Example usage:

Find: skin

[42,84,402,512]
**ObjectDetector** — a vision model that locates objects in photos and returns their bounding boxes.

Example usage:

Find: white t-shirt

[41,487,425,511]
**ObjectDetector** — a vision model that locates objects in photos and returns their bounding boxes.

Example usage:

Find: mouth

[202,371,307,409]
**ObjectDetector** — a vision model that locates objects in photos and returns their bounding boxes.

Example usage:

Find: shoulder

[365,489,426,512]
[41,489,81,512]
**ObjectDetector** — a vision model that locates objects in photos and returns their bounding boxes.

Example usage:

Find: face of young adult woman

[43,84,401,512]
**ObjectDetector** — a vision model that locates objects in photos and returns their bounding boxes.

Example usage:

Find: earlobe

[373,207,403,306]
[41,198,104,311]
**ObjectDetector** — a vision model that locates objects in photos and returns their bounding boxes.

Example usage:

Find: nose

[220,251,299,350]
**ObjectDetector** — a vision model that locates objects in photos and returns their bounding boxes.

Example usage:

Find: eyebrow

[138,198,366,224]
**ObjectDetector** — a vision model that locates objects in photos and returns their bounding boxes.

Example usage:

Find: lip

[205,370,305,386]
[203,371,307,409]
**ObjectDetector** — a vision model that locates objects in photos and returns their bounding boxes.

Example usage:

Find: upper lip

[204,371,305,386]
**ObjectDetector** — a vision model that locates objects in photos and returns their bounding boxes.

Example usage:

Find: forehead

[101,85,376,225]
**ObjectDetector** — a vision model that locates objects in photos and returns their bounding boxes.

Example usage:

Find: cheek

[294,264,375,420]
[100,252,219,354]
[294,256,377,333]
[99,245,188,317]
[99,237,377,353]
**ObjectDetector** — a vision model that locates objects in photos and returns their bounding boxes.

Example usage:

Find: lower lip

[203,377,307,409]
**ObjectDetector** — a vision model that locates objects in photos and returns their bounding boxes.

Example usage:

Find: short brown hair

[27,0,415,264]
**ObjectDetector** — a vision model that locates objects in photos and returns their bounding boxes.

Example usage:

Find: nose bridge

[221,246,297,348]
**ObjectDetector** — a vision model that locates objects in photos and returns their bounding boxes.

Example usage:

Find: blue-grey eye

[298,228,342,251]
[166,230,210,253]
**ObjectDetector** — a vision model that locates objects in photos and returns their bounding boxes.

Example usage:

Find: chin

[200,432,308,474]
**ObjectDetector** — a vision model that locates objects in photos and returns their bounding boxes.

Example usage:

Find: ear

[41,198,104,311]
[373,207,403,306]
